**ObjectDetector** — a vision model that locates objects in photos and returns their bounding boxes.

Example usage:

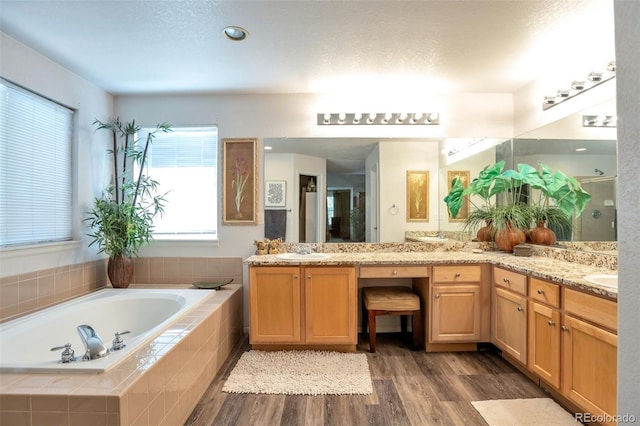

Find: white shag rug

[222,350,373,395]
[471,398,579,426]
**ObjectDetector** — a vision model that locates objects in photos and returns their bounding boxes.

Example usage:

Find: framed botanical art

[406,170,429,222]
[223,138,258,225]
[265,180,286,207]
[447,170,470,222]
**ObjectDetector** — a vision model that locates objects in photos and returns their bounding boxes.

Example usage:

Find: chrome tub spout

[77,324,110,361]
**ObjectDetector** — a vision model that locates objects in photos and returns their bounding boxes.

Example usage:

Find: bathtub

[0,288,216,373]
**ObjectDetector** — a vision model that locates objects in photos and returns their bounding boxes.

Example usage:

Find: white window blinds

[135,126,218,239]
[0,79,74,247]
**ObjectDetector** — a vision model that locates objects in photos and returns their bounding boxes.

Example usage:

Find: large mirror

[264,95,617,254]
[439,97,617,253]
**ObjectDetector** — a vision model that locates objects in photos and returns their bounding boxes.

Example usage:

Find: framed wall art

[223,138,258,225]
[265,180,286,207]
[447,170,470,222]
[406,170,429,222]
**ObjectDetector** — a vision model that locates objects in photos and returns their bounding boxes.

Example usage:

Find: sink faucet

[77,324,110,361]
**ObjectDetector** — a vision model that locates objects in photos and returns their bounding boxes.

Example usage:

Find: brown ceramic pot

[494,221,526,253]
[107,255,134,288]
[529,220,557,245]
[476,219,494,242]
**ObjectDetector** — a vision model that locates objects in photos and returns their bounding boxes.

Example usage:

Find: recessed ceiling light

[264,146,272,150]
[576,148,587,152]
[223,26,248,41]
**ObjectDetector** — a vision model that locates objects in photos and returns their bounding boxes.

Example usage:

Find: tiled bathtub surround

[0,260,108,323]
[0,257,244,322]
[0,283,244,426]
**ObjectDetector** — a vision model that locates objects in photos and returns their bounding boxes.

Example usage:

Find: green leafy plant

[85,117,171,258]
[444,161,591,237]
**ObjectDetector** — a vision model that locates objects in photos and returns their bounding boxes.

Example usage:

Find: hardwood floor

[186,334,551,426]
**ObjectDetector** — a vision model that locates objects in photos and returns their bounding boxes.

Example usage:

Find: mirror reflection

[263,98,617,254]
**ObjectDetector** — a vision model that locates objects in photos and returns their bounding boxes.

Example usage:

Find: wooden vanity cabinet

[429,265,483,343]
[528,278,561,388]
[491,268,527,364]
[304,266,357,344]
[562,288,618,422]
[249,266,357,347]
[249,266,301,343]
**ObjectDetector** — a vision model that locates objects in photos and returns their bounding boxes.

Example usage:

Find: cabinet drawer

[529,278,560,308]
[564,288,617,332]
[359,265,429,278]
[432,265,481,283]
[493,267,527,295]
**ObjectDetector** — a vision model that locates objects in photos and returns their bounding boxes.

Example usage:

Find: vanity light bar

[582,115,616,128]
[317,112,440,125]
[542,60,616,111]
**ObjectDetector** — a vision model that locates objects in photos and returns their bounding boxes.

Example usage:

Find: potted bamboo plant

[85,117,171,287]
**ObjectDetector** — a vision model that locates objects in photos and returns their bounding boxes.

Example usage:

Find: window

[135,126,218,239]
[0,79,73,247]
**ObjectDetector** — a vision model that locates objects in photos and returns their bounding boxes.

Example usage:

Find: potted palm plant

[444,161,591,252]
[85,117,171,287]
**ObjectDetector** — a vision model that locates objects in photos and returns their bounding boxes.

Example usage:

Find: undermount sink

[583,274,618,289]
[275,253,331,261]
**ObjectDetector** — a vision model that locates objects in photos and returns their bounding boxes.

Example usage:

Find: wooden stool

[362,286,421,353]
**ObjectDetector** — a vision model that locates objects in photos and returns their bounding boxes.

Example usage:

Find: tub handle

[50,343,76,363]
[112,330,131,351]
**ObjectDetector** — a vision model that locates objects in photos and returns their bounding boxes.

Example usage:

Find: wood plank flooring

[186,334,552,426]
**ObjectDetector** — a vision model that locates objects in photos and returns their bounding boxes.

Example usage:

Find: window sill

[0,240,81,259]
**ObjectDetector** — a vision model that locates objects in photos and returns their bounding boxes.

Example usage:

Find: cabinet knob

[537,289,544,294]
[455,272,461,277]
[561,326,569,332]
[517,306,523,312]
[306,275,311,280]
[435,293,440,299]
[293,274,298,279]
[548,320,555,326]
[503,278,510,283]
[392,270,398,275]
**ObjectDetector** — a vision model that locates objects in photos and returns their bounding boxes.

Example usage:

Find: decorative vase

[476,219,494,242]
[107,255,134,288]
[495,221,526,253]
[529,220,557,245]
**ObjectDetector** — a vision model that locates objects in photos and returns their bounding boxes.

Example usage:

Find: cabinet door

[562,315,617,422]
[249,266,301,343]
[492,287,527,364]
[528,301,560,388]
[304,267,357,344]
[431,284,481,342]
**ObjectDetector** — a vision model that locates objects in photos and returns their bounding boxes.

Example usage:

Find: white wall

[378,140,440,241]
[0,33,113,277]
[614,0,640,417]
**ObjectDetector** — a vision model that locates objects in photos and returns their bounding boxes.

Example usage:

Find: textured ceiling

[0,0,615,96]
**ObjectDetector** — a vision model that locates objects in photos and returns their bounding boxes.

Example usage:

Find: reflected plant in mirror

[444,161,592,251]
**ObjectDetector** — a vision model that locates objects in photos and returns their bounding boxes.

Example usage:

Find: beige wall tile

[32,395,68,411]
[126,375,149,423]
[18,278,37,303]
[32,411,69,426]
[147,393,165,426]
[70,412,107,426]
[0,411,31,426]
[0,282,20,308]
[69,395,106,413]
[0,394,30,410]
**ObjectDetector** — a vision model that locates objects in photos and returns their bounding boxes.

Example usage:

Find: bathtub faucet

[77,324,110,361]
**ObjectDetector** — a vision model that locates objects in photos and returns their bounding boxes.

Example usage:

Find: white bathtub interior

[0,288,215,373]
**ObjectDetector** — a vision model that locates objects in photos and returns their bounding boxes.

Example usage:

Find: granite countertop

[245,250,617,299]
